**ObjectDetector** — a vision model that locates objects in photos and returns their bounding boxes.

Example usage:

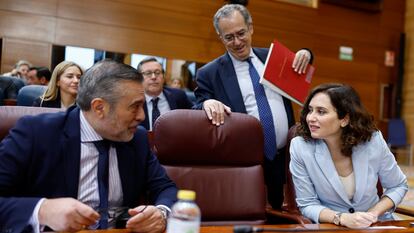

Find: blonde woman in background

[33,61,83,109]
[2,60,32,80]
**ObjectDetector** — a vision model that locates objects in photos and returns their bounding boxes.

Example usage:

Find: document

[260,40,315,106]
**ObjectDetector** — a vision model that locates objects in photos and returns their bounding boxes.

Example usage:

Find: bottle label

[166,218,200,233]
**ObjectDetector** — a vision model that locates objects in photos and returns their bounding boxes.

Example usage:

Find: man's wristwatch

[333,212,342,226]
[156,206,169,221]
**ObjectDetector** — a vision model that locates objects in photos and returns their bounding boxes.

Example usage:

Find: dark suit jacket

[193,48,295,128]
[140,86,193,130]
[0,107,177,232]
[32,97,61,108]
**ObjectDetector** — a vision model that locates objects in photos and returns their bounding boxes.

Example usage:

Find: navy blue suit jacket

[141,86,193,130]
[0,107,177,232]
[194,48,295,128]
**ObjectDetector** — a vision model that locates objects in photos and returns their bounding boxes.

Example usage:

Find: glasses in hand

[89,206,130,229]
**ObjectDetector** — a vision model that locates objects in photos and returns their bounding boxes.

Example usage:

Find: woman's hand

[340,212,378,228]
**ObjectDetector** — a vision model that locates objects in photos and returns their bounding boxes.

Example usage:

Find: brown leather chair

[266,124,312,224]
[153,110,267,225]
[0,106,62,140]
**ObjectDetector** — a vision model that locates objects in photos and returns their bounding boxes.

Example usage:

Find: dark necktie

[93,140,110,229]
[152,97,160,127]
[246,58,277,160]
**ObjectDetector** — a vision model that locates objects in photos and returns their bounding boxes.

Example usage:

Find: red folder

[260,40,315,106]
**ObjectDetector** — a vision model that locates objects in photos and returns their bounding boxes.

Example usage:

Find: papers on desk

[369,226,406,229]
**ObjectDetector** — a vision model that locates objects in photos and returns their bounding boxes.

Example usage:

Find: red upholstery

[0,106,62,140]
[153,110,266,225]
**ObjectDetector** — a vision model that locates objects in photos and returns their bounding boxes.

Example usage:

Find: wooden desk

[71,220,414,233]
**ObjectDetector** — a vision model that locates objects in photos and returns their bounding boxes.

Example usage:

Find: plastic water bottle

[166,190,201,233]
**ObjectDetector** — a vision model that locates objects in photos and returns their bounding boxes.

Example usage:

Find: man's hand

[38,198,100,232]
[292,49,311,74]
[126,205,165,233]
[340,212,378,229]
[202,99,231,126]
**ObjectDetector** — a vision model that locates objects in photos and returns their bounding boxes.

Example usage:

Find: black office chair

[387,118,413,166]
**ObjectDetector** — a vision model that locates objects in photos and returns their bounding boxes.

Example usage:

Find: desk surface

[71,220,414,233]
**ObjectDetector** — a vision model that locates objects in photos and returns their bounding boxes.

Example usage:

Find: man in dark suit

[0,60,177,233]
[194,4,313,209]
[137,57,193,130]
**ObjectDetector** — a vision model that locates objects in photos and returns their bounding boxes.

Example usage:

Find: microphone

[234,226,262,233]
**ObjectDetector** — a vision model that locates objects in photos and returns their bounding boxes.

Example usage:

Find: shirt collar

[228,48,257,65]
[145,91,166,104]
[80,110,103,143]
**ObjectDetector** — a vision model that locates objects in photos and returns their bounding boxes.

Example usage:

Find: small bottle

[166,190,201,233]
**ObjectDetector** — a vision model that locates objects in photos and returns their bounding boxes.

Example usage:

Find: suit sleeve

[193,66,215,110]
[0,117,42,232]
[135,128,177,207]
[289,137,326,223]
[375,131,408,209]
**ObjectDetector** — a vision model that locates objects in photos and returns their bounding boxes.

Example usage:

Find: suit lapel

[61,107,81,198]
[163,88,177,109]
[314,141,352,205]
[351,144,369,203]
[218,53,246,113]
[142,103,150,130]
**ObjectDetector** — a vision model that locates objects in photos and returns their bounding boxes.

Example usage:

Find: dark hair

[77,59,143,111]
[297,83,377,156]
[136,57,164,73]
[36,67,52,81]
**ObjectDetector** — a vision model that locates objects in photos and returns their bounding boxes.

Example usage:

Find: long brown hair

[297,83,377,156]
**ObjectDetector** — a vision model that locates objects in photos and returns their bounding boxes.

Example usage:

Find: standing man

[26,67,52,85]
[194,4,313,209]
[137,57,193,130]
[0,60,177,233]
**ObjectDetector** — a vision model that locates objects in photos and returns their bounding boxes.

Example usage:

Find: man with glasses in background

[137,57,193,130]
[194,4,313,209]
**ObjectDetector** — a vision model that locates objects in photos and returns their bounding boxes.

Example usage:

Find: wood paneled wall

[0,0,406,129]
[404,1,414,147]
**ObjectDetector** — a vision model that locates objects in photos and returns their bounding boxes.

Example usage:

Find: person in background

[32,61,82,109]
[137,57,193,130]
[194,3,313,209]
[2,60,32,80]
[169,77,184,89]
[0,59,177,233]
[290,83,407,228]
[26,67,52,85]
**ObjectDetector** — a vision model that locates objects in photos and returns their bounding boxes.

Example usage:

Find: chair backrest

[0,76,22,100]
[153,110,266,225]
[0,106,61,141]
[16,85,47,106]
[387,118,408,147]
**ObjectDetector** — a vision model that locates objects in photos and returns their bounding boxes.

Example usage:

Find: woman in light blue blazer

[290,83,407,228]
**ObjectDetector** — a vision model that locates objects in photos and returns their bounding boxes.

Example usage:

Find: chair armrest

[266,207,312,224]
[396,206,414,217]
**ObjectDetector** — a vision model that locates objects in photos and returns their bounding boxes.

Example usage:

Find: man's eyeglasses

[142,70,163,78]
[221,29,249,43]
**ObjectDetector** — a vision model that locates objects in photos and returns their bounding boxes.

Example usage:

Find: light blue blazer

[289,131,407,223]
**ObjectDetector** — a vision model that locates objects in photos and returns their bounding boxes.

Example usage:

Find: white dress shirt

[145,92,171,131]
[229,50,289,149]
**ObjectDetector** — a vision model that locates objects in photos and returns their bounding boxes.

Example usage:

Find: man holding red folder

[194,3,313,209]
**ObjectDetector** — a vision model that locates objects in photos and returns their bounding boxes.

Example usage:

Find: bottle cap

[177,190,196,200]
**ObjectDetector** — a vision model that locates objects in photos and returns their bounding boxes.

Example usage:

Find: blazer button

[349,208,355,213]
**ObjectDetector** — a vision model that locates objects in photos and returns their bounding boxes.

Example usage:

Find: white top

[339,171,355,200]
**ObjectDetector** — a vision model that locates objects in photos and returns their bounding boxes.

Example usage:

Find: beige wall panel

[57,0,216,40]
[54,19,223,63]
[0,10,56,42]
[1,37,51,74]
[0,0,57,16]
